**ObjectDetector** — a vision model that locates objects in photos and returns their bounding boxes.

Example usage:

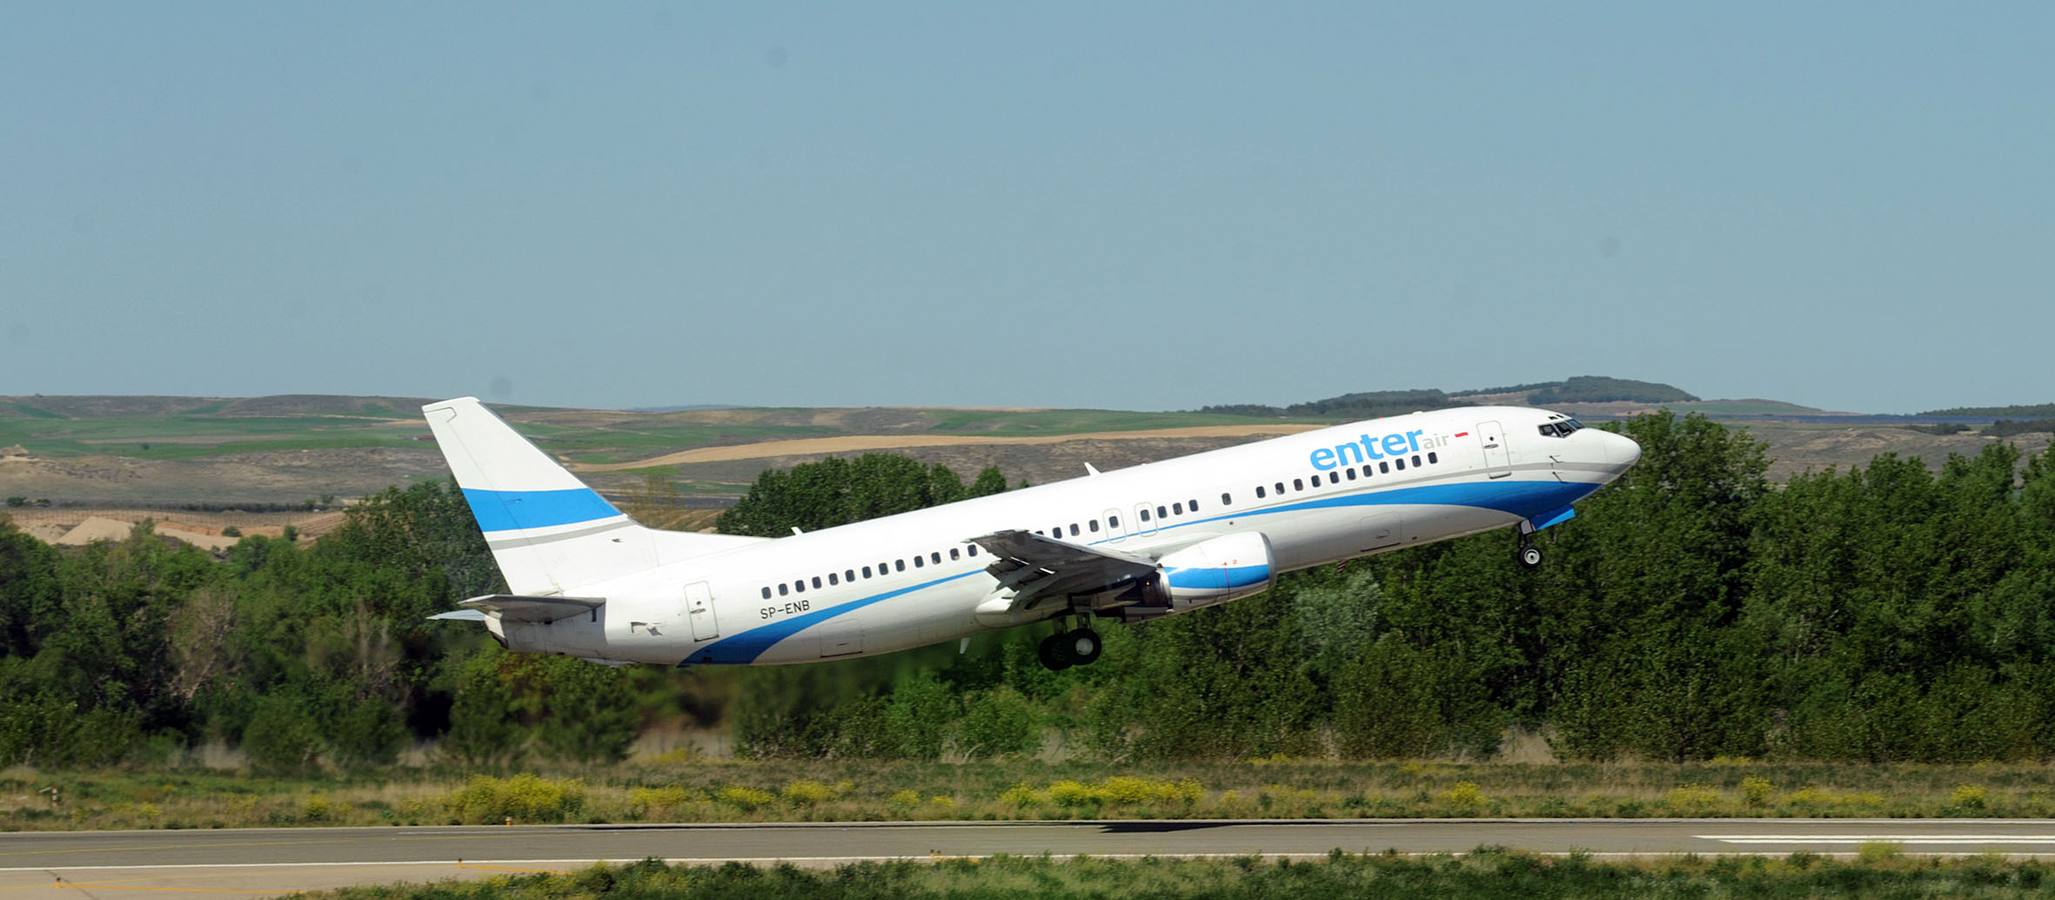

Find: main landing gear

[1038,623,1102,671]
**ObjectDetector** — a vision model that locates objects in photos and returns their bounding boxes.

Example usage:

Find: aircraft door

[1102,508,1128,542]
[685,581,720,641]
[1477,421,1511,479]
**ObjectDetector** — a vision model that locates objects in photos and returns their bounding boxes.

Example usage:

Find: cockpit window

[1541,419,1586,438]
[1562,418,1584,433]
[1538,423,1561,437]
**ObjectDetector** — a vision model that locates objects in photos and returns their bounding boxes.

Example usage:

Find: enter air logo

[1309,429,1449,470]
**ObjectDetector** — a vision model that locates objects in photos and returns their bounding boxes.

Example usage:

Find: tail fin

[422,397,760,595]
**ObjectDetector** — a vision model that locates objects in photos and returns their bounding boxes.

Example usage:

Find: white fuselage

[500,406,1638,666]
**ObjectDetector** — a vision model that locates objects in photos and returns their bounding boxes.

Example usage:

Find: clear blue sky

[3,3,2049,413]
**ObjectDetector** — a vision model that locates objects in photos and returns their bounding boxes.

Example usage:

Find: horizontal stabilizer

[457,593,605,623]
[428,609,489,622]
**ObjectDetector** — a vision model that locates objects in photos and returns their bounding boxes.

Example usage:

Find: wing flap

[970,530,1157,610]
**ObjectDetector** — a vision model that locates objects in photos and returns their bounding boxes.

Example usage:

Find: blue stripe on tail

[462,488,620,533]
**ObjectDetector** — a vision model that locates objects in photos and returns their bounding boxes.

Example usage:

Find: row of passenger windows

[760,543,984,599]
[1251,451,1440,500]
[756,449,1448,600]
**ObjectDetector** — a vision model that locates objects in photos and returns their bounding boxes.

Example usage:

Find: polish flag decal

[1454,431,1470,438]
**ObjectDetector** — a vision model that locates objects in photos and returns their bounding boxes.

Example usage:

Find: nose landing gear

[1517,541,1544,571]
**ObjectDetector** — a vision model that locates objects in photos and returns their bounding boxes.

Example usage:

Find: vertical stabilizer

[422,397,658,595]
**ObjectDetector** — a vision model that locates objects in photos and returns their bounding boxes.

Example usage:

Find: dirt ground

[575,424,1326,472]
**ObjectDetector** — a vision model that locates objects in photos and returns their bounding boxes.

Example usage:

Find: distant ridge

[1920,403,2055,419]
[1194,376,1698,420]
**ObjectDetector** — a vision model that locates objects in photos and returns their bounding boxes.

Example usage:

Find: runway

[7,818,2055,898]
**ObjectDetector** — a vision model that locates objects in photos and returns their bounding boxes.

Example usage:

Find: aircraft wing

[970,529,1157,611]
[450,593,604,623]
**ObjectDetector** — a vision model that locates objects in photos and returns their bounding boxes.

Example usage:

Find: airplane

[424,398,1640,670]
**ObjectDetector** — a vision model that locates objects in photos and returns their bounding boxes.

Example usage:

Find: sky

[2,4,2049,414]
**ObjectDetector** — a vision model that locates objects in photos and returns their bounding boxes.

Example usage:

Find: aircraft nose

[1606,431,1642,469]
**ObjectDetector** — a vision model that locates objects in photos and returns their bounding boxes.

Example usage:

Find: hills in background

[1,378,2050,542]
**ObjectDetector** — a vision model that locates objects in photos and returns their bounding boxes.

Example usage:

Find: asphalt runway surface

[8,818,2055,898]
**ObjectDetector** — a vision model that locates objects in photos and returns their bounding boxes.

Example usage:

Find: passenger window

[1221,492,1232,505]
[1109,515,1120,528]
[1327,472,1339,485]
[846,569,855,582]
[914,555,924,568]
[1172,502,1183,515]
[1379,461,1390,474]
[1412,454,1422,467]
[1361,466,1373,478]
[1087,520,1099,533]
[1157,505,1168,519]
[951,547,962,559]
[828,573,838,586]
[895,560,905,572]
[779,584,789,596]
[1395,457,1406,471]
[1256,485,1266,498]
[1140,509,1151,521]
[863,565,873,578]
[761,587,771,599]
[811,576,822,589]
[1293,478,1304,491]
[1189,499,1198,510]
[795,580,806,593]
[1428,452,1438,464]
[931,552,942,564]
[1069,524,1080,536]
[1275,482,1286,495]
[969,544,979,556]
[1344,468,1356,481]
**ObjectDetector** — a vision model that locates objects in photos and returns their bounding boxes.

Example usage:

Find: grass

[10,759,2055,832]
[0,405,1294,465]
[311,852,2055,899]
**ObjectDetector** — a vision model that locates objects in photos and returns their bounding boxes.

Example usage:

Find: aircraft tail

[421,397,759,595]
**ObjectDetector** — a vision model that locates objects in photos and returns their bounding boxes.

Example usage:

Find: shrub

[954,686,1040,759]
[717,785,776,811]
[241,695,322,775]
[1740,776,1774,807]
[444,774,587,824]
[781,779,835,805]
[888,789,922,813]
[1438,782,1486,813]
[1952,784,1989,810]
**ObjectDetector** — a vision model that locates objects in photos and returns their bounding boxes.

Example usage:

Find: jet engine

[1114,532,1276,622]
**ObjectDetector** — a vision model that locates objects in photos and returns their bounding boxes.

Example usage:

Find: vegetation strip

[297,852,2055,899]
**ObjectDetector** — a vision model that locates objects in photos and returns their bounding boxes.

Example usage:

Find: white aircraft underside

[423,399,1641,671]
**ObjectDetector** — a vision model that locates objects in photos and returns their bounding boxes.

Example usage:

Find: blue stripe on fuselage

[462,487,621,533]
[685,477,1602,665]
[688,570,984,665]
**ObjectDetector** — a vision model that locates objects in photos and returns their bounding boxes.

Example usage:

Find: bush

[781,779,836,805]
[1952,784,1990,810]
[717,785,777,811]
[444,774,587,823]
[954,686,1040,759]
[241,695,322,775]
[1740,776,1774,807]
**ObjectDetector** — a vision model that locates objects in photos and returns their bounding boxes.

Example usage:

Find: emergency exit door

[685,582,719,641]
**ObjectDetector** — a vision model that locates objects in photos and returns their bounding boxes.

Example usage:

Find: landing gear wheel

[1064,628,1103,666]
[1037,633,1073,671]
[1518,544,1544,570]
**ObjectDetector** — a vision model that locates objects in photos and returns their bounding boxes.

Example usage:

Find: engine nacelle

[1116,532,1276,622]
